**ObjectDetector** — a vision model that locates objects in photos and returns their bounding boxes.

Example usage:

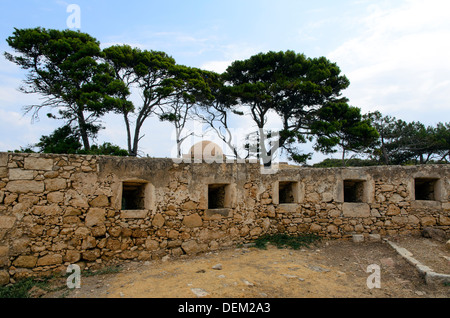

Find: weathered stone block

[81,236,97,250]
[108,226,121,237]
[89,195,109,207]
[24,157,53,171]
[44,178,67,192]
[10,237,31,256]
[33,205,62,216]
[85,208,105,227]
[327,224,339,234]
[5,181,44,194]
[250,227,263,237]
[37,254,63,266]
[0,216,15,229]
[91,224,106,237]
[106,238,121,251]
[392,216,408,225]
[420,216,437,227]
[342,203,370,218]
[181,240,202,255]
[119,250,138,260]
[132,228,148,238]
[82,249,101,261]
[183,213,203,227]
[8,169,34,180]
[322,192,333,202]
[422,227,447,242]
[47,192,64,203]
[368,234,381,241]
[0,271,9,286]
[0,167,7,178]
[439,215,450,226]
[0,246,8,258]
[181,200,198,210]
[145,239,159,251]
[309,223,322,233]
[0,153,8,167]
[411,200,441,210]
[13,256,38,268]
[63,216,81,225]
[120,210,148,219]
[64,250,81,263]
[277,204,298,213]
[386,204,401,216]
[389,193,404,203]
[152,214,165,228]
[379,184,394,192]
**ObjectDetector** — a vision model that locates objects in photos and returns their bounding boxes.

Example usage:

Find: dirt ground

[42,236,449,299]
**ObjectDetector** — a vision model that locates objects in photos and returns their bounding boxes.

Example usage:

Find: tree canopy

[311,101,379,165]
[223,50,351,165]
[6,28,448,165]
[5,27,128,151]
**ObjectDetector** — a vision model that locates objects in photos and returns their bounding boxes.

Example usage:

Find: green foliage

[80,142,129,156]
[0,277,51,298]
[254,233,322,250]
[21,124,128,156]
[81,265,122,277]
[313,158,380,168]
[364,111,450,165]
[311,102,379,165]
[36,125,82,154]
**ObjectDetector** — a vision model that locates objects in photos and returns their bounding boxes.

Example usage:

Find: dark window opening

[122,182,147,210]
[415,178,438,201]
[279,181,297,204]
[344,180,365,203]
[208,184,228,209]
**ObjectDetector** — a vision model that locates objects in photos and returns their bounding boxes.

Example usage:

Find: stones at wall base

[0,270,9,286]
[181,240,207,255]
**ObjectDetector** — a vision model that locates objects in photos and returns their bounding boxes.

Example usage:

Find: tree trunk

[76,108,90,151]
[123,112,133,156]
[341,148,346,167]
[131,125,141,157]
[381,138,389,165]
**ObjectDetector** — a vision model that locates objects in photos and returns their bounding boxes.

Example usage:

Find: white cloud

[200,43,264,73]
[201,60,231,73]
[328,0,450,121]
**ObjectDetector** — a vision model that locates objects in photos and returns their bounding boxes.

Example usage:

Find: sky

[1,0,450,163]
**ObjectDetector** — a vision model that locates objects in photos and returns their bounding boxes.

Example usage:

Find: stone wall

[0,152,449,284]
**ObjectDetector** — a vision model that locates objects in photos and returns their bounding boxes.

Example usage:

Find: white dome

[188,141,224,159]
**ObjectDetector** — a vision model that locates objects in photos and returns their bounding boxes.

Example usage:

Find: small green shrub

[254,233,322,250]
[82,265,122,277]
[0,277,50,298]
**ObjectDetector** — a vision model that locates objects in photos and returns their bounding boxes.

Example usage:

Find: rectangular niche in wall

[279,181,299,204]
[343,180,366,203]
[414,178,438,201]
[208,184,230,209]
[122,181,148,210]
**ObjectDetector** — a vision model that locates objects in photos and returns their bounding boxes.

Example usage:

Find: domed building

[183,140,225,161]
